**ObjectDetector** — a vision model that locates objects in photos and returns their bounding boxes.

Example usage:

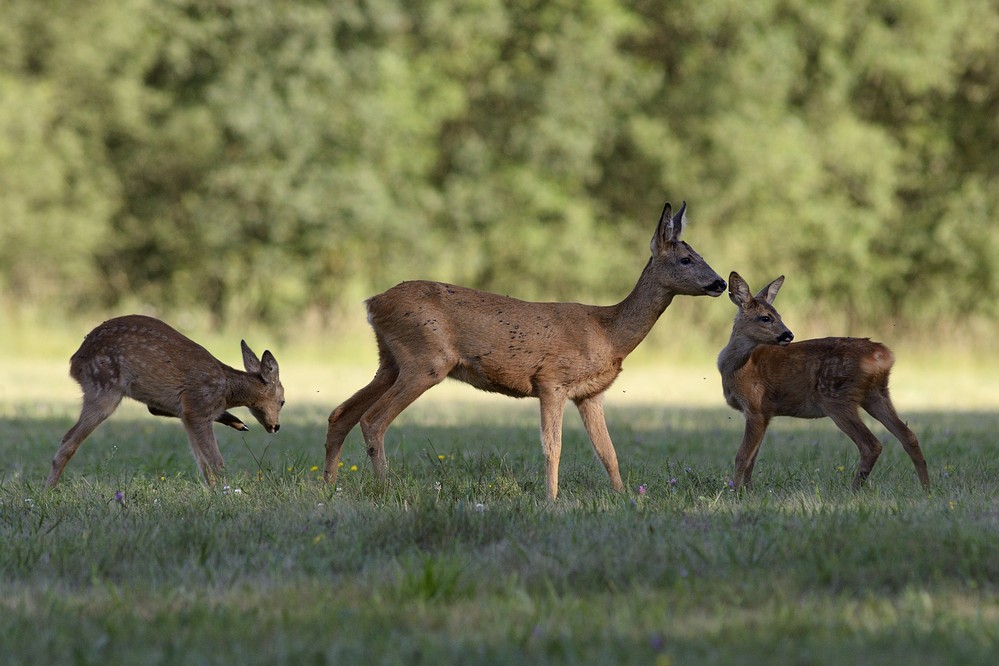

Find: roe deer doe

[717,272,929,490]
[47,314,284,487]
[324,201,727,500]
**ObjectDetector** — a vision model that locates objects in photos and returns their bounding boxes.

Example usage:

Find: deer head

[727,271,794,345]
[649,202,727,297]
[241,340,284,433]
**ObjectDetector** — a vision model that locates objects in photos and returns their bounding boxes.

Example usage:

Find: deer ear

[259,350,279,383]
[241,340,261,374]
[650,201,674,255]
[755,275,785,305]
[728,271,753,308]
[669,201,687,241]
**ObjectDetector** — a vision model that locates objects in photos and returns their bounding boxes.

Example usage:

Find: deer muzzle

[705,278,727,296]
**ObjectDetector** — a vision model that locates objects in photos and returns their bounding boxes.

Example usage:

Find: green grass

[3,368,999,664]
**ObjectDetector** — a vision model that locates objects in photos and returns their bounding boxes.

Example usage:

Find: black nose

[269,424,280,433]
[778,331,794,343]
[706,279,727,293]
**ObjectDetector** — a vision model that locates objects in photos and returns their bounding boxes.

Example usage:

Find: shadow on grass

[4,401,996,493]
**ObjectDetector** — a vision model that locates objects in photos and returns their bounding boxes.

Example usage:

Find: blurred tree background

[1,0,996,337]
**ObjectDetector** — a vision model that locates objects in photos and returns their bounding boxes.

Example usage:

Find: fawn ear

[728,271,753,308]
[650,201,675,255]
[259,350,279,383]
[755,275,785,305]
[241,340,261,374]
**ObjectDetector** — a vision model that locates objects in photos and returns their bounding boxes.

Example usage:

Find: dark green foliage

[1,0,997,328]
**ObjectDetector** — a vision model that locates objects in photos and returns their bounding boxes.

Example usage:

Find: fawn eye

[759,316,772,323]
[679,257,692,265]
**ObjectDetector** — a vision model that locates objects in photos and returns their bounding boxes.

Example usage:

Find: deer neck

[221,364,261,408]
[717,333,758,379]
[606,262,676,357]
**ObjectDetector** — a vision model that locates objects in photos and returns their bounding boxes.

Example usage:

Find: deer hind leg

[863,389,930,489]
[828,408,883,489]
[181,417,225,486]
[733,413,769,490]
[323,363,399,484]
[47,389,123,487]
[574,394,623,493]
[358,363,446,481]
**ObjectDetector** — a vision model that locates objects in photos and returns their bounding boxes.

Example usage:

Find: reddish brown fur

[324,201,726,499]
[48,315,284,487]
[718,272,929,490]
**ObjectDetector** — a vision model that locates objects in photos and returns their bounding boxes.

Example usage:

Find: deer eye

[759,316,772,323]
[679,257,692,265]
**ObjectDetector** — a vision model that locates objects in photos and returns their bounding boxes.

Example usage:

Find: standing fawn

[324,201,727,500]
[47,314,285,487]
[717,272,930,490]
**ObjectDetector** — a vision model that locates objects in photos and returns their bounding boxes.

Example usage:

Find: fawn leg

[828,408,883,489]
[864,390,930,488]
[47,390,123,487]
[734,413,769,490]
[181,416,226,486]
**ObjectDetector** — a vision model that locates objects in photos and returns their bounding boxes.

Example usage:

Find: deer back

[70,315,283,428]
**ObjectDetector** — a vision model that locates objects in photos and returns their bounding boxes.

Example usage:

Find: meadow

[3,338,999,664]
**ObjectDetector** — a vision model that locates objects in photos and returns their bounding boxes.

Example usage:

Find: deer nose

[778,331,794,345]
[268,424,280,433]
[706,279,727,294]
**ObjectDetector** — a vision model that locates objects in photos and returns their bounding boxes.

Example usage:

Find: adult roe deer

[717,271,929,491]
[47,314,284,487]
[324,201,727,500]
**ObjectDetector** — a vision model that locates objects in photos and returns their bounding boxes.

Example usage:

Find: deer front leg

[734,412,769,490]
[574,393,623,493]
[181,417,226,486]
[538,390,568,501]
[148,405,248,431]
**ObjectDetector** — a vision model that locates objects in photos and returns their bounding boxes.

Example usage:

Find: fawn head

[727,271,794,345]
[241,340,285,433]
[649,201,727,297]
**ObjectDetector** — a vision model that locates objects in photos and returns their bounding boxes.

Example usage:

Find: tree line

[1,0,996,332]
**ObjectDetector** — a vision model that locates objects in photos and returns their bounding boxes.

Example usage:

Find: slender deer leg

[863,390,930,488]
[539,390,568,501]
[148,405,248,431]
[574,393,623,493]
[358,365,446,480]
[181,417,226,486]
[47,390,123,487]
[323,363,399,483]
[734,413,769,490]
[827,408,883,489]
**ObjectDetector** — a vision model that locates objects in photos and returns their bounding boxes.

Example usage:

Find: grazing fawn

[717,271,930,490]
[48,315,284,487]
[324,201,727,500]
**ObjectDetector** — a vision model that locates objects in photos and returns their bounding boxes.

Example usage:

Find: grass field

[3,338,999,664]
